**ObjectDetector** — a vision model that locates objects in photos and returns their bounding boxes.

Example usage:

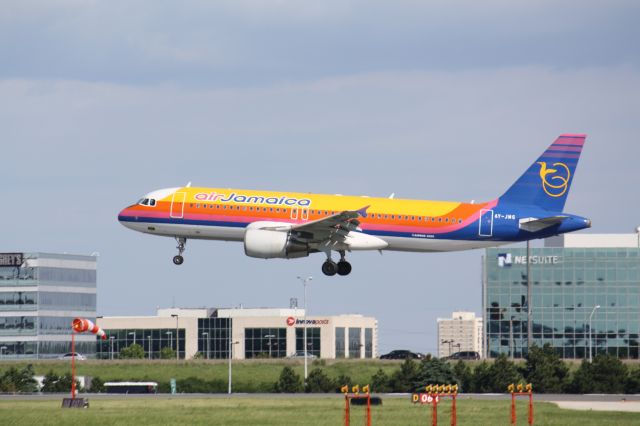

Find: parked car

[58,352,86,360]
[445,351,480,360]
[379,350,423,360]
[288,351,318,359]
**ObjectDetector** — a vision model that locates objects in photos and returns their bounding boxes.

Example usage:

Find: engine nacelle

[244,222,309,259]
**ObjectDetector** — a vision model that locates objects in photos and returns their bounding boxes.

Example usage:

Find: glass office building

[483,234,640,359]
[0,252,97,359]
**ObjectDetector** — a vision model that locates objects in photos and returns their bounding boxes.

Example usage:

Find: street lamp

[147,335,152,360]
[109,336,115,360]
[202,332,209,360]
[297,275,313,380]
[264,334,276,358]
[171,314,179,361]
[228,339,239,394]
[588,305,601,363]
[441,339,453,357]
[128,332,136,346]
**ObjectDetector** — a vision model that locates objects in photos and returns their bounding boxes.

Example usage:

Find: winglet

[356,205,370,218]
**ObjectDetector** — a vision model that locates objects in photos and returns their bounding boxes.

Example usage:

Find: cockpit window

[138,198,157,207]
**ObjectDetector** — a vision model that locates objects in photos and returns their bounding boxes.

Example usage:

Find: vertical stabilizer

[499,134,586,212]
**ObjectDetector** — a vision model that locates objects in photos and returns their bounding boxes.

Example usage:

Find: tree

[388,359,419,392]
[334,374,353,393]
[41,371,79,393]
[470,361,493,393]
[452,361,472,393]
[370,369,391,393]
[275,366,303,393]
[160,347,176,360]
[88,376,105,393]
[120,343,145,359]
[0,365,38,393]
[413,357,457,391]
[590,354,628,393]
[305,368,335,393]
[625,367,640,394]
[568,360,594,394]
[487,354,523,392]
[523,344,569,393]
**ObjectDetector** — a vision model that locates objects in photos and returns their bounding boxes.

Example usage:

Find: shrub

[370,368,391,393]
[275,366,302,393]
[0,365,38,393]
[305,368,335,393]
[413,357,457,391]
[120,343,145,359]
[523,344,569,393]
[388,359,419,392]
[160,347,176,360]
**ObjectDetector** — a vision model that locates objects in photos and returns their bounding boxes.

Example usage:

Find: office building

[0,252,97,359]
[97,307,378,360]
[437,311,483,358]
[483,233,640,359]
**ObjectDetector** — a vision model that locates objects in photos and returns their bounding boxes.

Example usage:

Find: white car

[58,352,86,360]
[288,351,318,359]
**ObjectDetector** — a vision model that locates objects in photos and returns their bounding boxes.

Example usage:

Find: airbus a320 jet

[118,134,590,276]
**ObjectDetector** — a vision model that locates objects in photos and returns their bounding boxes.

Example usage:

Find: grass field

[0,396,639,425]
[0,359,401,391]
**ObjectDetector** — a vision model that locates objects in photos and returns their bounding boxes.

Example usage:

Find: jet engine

[244,222,309,259]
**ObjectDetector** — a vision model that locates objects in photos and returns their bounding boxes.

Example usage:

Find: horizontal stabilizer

[519,216,568,232]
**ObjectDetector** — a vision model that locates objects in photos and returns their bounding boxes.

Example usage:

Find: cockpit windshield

[137,198,157,207]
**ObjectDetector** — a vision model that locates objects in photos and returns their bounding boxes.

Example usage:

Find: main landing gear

[173,237,186,265]
[321,250,352,277]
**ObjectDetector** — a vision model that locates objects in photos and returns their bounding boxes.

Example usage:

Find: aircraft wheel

[173,255,184,265]
[337,261,352,276]
[321,260,337,276]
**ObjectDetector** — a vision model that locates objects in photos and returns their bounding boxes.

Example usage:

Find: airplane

[118,134,590,276]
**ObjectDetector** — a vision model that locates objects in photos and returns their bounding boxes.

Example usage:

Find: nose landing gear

[173,237,186,265]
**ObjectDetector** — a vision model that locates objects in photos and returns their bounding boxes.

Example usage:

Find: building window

[198,318,231,359]
[365,328,373,358]
[348,328,361,358]
[244,328,286,359]
[295,327,320,357]
[97,328,185,360]
[335,327,345,358]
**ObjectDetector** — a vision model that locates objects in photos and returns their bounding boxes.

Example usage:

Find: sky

[2,1,640,354]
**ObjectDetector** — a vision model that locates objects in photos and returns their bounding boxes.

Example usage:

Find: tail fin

[499,134,586,212]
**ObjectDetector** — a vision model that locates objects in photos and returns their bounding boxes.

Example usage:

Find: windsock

[72,318,107,340]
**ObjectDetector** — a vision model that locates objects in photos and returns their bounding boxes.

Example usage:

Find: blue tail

[499,134,586,212]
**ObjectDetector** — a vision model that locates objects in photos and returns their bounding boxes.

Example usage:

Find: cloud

[1,1,639,86]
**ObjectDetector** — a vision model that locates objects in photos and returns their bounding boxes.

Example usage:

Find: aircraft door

[290,207,299,220]
[301,209,309,220]
[479,209,493,237]
[170,192,186,219]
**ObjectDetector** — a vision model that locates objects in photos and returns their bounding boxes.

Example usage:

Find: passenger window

[438,217,442,222]
[196,204,200,208]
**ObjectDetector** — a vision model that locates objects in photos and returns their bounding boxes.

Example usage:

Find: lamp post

[228,339,239,394]
[265,334,276,358]
[635,226,640,248]
[147,335,152,360]
[109,336,115,360]
[128,331,136,346]
[171,314,179,361]
[441,339,453,357]
[526,240,533,350]
[588,305,601,363]
[297,275,313,381]
[202,332,209,360]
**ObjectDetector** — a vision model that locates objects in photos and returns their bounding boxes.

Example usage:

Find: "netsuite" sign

[497,253,561,268]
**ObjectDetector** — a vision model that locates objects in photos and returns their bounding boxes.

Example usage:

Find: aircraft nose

[117,206,137,228]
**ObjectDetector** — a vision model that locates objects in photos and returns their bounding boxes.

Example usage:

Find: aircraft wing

[289,206,369,243]
[519,216,569,232]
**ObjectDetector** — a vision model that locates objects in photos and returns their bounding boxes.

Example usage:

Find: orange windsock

[72,318,107,340]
